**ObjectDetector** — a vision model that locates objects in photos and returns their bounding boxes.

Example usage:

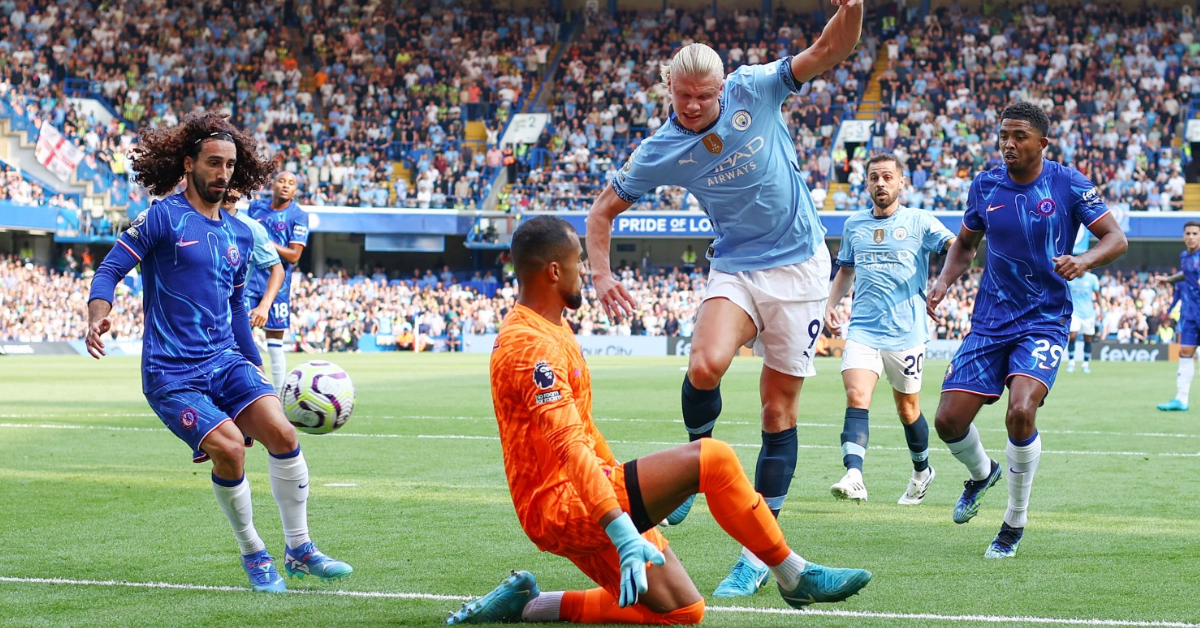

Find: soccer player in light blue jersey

[1065,271,1100,373]
[221,190,283,329]
[1155,221,1200,411]
[825,154,954,505]
[86,112,351,592]
[247,171,309,391]
[927,102,1127,559]
[587,0,863,598]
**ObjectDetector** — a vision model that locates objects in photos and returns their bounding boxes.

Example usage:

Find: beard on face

[564,289,583,311]
[192,171,227,204]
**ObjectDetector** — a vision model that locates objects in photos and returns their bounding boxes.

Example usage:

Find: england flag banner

[35,121,85,183]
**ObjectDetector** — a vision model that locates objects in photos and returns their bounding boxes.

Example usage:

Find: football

[282,360,355,434]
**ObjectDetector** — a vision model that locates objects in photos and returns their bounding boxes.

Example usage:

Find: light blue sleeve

[611,142,670,204]
[921,211,955,254]
[249,219,282,269]
[738,57,803,106]
[835,218,856,267]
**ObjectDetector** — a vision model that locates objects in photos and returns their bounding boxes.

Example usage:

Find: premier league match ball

[282,360,355,434]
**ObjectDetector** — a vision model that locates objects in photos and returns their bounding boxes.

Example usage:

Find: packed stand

[308,0,560,208]
[0,254,143,342]
[504,7,874,212]
[853,2,1198,212]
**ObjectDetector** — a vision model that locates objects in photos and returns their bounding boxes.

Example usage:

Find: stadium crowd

[0,253,1184,352]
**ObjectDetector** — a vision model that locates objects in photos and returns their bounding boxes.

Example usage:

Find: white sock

[768,552,808,591]
[1177,356,1194,403]
[267,339,286,392]
[844,467,863,483]
[212,475,266,555]
[913,467,930,481]
[268,447,311,549]
[521,590,563,622]
[1004,433,1042,529]
[741,545,767,569]
[945,423,991,481]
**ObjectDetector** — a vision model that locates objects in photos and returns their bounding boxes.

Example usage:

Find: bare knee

[934,410,966,442]
[203,436,245,478]
[845,387,872,410]
[687,352,730,390]
[1005,402,1038,438]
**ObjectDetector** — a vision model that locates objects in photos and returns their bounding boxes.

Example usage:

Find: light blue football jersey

[835,206,954,351]
[1067,271,1100,322]
[611,57,825,273]
[231,210,281,272]
[963,159,1111,335]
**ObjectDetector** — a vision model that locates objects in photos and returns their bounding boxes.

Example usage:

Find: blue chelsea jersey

[89,194,255,392]
[836,206,954,350]
[611,57,825,273]
[1177,248,1200,323]
[246,199,309,298]
[963,159,1111,335]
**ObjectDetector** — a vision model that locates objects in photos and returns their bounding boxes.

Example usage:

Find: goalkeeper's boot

[284,542,353,580]
[777,562,872,609]
[712,554,770,597]
[241,549,286,593]
[984,522,1024,559]
[953,459,1002,524]
[661,494,696,526]
[448,570,540,625]
[1157,399,1189,412]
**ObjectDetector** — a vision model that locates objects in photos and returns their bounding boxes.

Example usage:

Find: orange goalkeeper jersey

[490,303,620,549]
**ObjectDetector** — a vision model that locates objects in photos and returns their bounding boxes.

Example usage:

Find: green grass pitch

[0,354,1197,627]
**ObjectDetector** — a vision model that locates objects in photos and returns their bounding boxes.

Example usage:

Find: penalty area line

[0,576,1196,627]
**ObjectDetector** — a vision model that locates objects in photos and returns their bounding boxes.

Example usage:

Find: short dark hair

[1000,101,1050,137]
[866,153,903,172]
[1184,221,1200,232]
[511,216,577,278]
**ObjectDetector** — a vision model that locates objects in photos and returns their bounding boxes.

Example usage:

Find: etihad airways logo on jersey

[706,136,765,186]
[854,250,915,267]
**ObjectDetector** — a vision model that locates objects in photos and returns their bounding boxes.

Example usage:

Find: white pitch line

[1,423,1196,458]
[3,412,1199,441]
[0,576,1195,627]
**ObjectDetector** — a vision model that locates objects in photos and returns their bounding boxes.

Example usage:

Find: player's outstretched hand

[86,317,111,359]
[830,0,864,7]
[824,308,843,337]
[593,273,638,322]
[926,280,947,324]
[249,305,268,328]
[1052,255,1087,280]
[605,513,665,608]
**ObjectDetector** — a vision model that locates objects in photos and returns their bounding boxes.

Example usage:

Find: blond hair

[660,43,724,86]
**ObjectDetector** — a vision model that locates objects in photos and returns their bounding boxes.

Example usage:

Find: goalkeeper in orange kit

[446,216,871,625]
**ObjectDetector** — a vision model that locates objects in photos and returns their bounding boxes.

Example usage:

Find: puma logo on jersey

[678,152,697,165]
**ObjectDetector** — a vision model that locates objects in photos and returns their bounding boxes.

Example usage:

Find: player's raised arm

[1052,214,1128,280]
[789,0,864,85]
[927,225,983,322]
[586,185,637,320]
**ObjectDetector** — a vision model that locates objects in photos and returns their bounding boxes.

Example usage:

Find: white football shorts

[1069,313,1097,336]
[704,246,831,378]
[840,338,925,394]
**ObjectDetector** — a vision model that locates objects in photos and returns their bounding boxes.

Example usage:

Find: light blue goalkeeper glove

[604,513,665,607]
